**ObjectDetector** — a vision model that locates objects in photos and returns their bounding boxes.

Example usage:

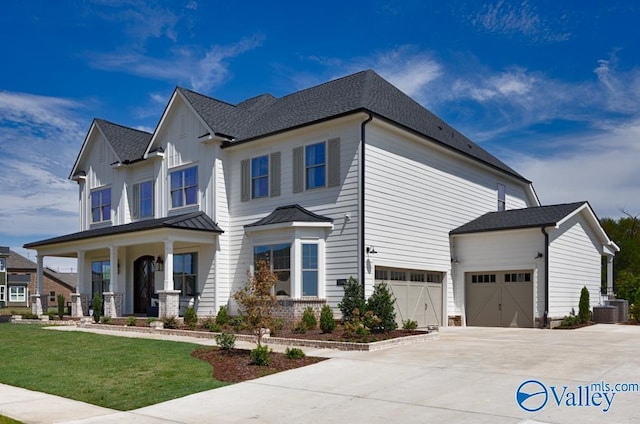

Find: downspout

[360,113,373,297]
[541,227,549,328]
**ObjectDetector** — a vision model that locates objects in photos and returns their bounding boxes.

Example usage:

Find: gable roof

[178,70,526,181]
[245,204,333,228]
[6,250,77,291]
[6,249,37,269]
[450,202,589,235]
[24,212,223,249]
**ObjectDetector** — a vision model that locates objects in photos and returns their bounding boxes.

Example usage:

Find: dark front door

[134,256,155,314]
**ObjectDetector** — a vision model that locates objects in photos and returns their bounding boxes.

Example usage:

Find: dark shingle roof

[179,70,526,181]
[245,204,333,228]
[94,119,152,163]
[6,250,37,269]
[450,202,586,235]
[24,212,223,248]
[0,246,9,255]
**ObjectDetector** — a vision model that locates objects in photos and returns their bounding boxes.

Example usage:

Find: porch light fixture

[156,256,164,272]
[451,257,460,264]
[535,252,544,259]
[366,246,378,255]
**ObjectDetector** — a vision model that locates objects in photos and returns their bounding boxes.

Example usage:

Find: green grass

[0,308,30,316]
[0,324,226,410]
[0,415,24,424]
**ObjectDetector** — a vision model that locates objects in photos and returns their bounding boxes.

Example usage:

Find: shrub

[561,314,581,327]
[270,317,285,336]
[184,306,198,330]
[233,260,279,346]
[216,305,230,326]
[630,292,640,322]
[319,305,336,334]
[285,347,305,359]
[402,319,418,331]
[338,276,366,323]
[92,293,103,323]
[578,286,590,323]
[57,294,65,319]
[126,316,138,326]
[229,316,244,332]
[201,316,220,332]
[215,333,236,350]
[301,307,317,330]
[292,320,308,334]
[100,316,112,324]
[22,312,39,320]
[366,282,397,332]
[47,311,56,320]
[146,317,156,325]
[342,308,370,338]
[250,344,272,366]
[162,315,179,329]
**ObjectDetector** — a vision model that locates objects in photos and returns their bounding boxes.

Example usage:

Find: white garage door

[375,267,443,328]
[465,271,533,327]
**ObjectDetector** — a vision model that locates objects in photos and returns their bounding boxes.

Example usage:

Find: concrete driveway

[2,324,639,423]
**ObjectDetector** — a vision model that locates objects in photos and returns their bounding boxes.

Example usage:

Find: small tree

[578,286,590,323]
[367,282,397,332]
[92,293,102,323]
[184,306,198,330]
[338,277,365,323]
[233,260,278,346]
[57,294,65,319]
[319,304,336,333]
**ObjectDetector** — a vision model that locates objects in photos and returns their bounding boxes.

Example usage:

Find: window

[91,188,111,223]
[0,285,5,302]
[9,286,26,302]
[91,260,110,297]
[49,291,56,302]
[410,272,426,282]
[251,156,269,198]
[254,244,291,296]
[375,269,388,280]
[305,142,326,189]
[390,271,406,281]
[174,253,197,297]
[302,244,318,297]
[170,166,198,208]
[505,273,531,283]
[0,258,5,272]
[497,183,506,211]
[471,274,496,283]
[133,180,154,219]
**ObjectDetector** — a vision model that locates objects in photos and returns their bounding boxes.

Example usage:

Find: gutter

[360,113,373,296]
[541,227,549,328]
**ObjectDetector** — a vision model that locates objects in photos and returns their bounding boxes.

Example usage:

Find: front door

[134,256,155,314]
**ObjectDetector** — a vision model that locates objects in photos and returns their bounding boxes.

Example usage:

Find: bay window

[254,244,291,296]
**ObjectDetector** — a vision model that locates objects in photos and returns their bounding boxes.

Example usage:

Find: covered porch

[24,212,223,319]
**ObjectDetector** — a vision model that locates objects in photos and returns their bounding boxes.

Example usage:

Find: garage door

[465,271,533,327]
[375,267,443,328]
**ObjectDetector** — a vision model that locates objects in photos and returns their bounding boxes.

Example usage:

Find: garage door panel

[425,283,442,327]
[466,283,500,326]
[501,285,533,327]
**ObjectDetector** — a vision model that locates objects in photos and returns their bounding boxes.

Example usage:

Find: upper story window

[305,142,326,189]
[91,188,111,223]
[133,180,154,219]
[174,253,198,296]
[0,258,5,272]
[251,155,269,198]
[497,183,506,211]
[170,166,198,208]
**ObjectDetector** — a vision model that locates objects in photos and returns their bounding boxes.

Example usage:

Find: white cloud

[88,35,264,92]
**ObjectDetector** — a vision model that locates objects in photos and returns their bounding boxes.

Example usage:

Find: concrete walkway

[1,324,639,423]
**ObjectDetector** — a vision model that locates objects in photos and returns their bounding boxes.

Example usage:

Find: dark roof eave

[450,222,557,236]
[221,108,530,184]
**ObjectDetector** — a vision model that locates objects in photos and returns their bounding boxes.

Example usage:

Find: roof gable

[245,204,333,228]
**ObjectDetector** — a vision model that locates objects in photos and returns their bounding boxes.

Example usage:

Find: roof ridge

[177,86,238,109]
[94,118,153,135]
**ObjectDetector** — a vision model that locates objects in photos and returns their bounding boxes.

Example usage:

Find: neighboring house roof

[0,246,9,256]
[450,202,589,235]
[178,70,526,182]
[5,250,77,291]
[94,118,152,163]
[6,250,38,269]
[245,204,333,228]
[24,212,224,249]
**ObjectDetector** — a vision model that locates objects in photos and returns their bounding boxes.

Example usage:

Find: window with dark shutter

[241,159,250,202]
[327,138,340,187]
[292,146,303,193]
[270,152,281,197]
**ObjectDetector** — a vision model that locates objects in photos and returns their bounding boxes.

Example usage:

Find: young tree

[367,282,398,332]
[578,286,590,324]
[233,260,279,346]
[338,277,366,323]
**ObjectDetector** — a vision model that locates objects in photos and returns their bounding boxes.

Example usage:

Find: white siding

[452,229,545,320]
[224,117,361,310]
[548,213,602,318]
[364,123,534,314]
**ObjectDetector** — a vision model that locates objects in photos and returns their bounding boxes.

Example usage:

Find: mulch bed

[191,347,327,383]
[268,328,427,343]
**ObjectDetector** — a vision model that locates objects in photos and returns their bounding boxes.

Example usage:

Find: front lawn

[0,324,225,410]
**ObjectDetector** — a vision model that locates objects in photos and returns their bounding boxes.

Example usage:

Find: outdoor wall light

[366,246,378,254]
[535,252,544,259]
[451,257,460,264]
[156,256,164,272]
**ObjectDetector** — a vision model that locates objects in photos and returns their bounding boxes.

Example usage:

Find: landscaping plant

[285,347,305,359]
[578,286,590,323]
[338,276,366,323]
[162,315,179,329]
[126,316,138,327]
[319,304,336,333]
[233,260,278,346]
[250,344,272,366]
[92,293,102,323]
[57,294,65,319]
[184,306,198,330]
[366,282,397,332]
[301,306,317,330]
[216,305,230,325]
[214,333,236,350]
[402,319,418,331]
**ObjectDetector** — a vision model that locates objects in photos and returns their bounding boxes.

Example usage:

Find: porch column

[31,255,44,316]
[103,246,121,318]
[607,255,614,297]
[72,250,86,317]
[159,240,179,317]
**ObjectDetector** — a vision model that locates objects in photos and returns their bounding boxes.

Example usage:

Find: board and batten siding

[363,122,534,313]
[452,229,546,321]
[223,117,362,312]
[548,213,602,318]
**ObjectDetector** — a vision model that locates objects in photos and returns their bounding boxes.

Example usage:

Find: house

[0,247,76,310]
[24,70,619,327]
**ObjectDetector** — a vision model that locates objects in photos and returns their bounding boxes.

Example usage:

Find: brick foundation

[273,298,327,326]
[158,290,180,318]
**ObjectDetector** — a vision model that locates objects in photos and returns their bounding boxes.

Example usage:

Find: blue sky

[1,1,639,271]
